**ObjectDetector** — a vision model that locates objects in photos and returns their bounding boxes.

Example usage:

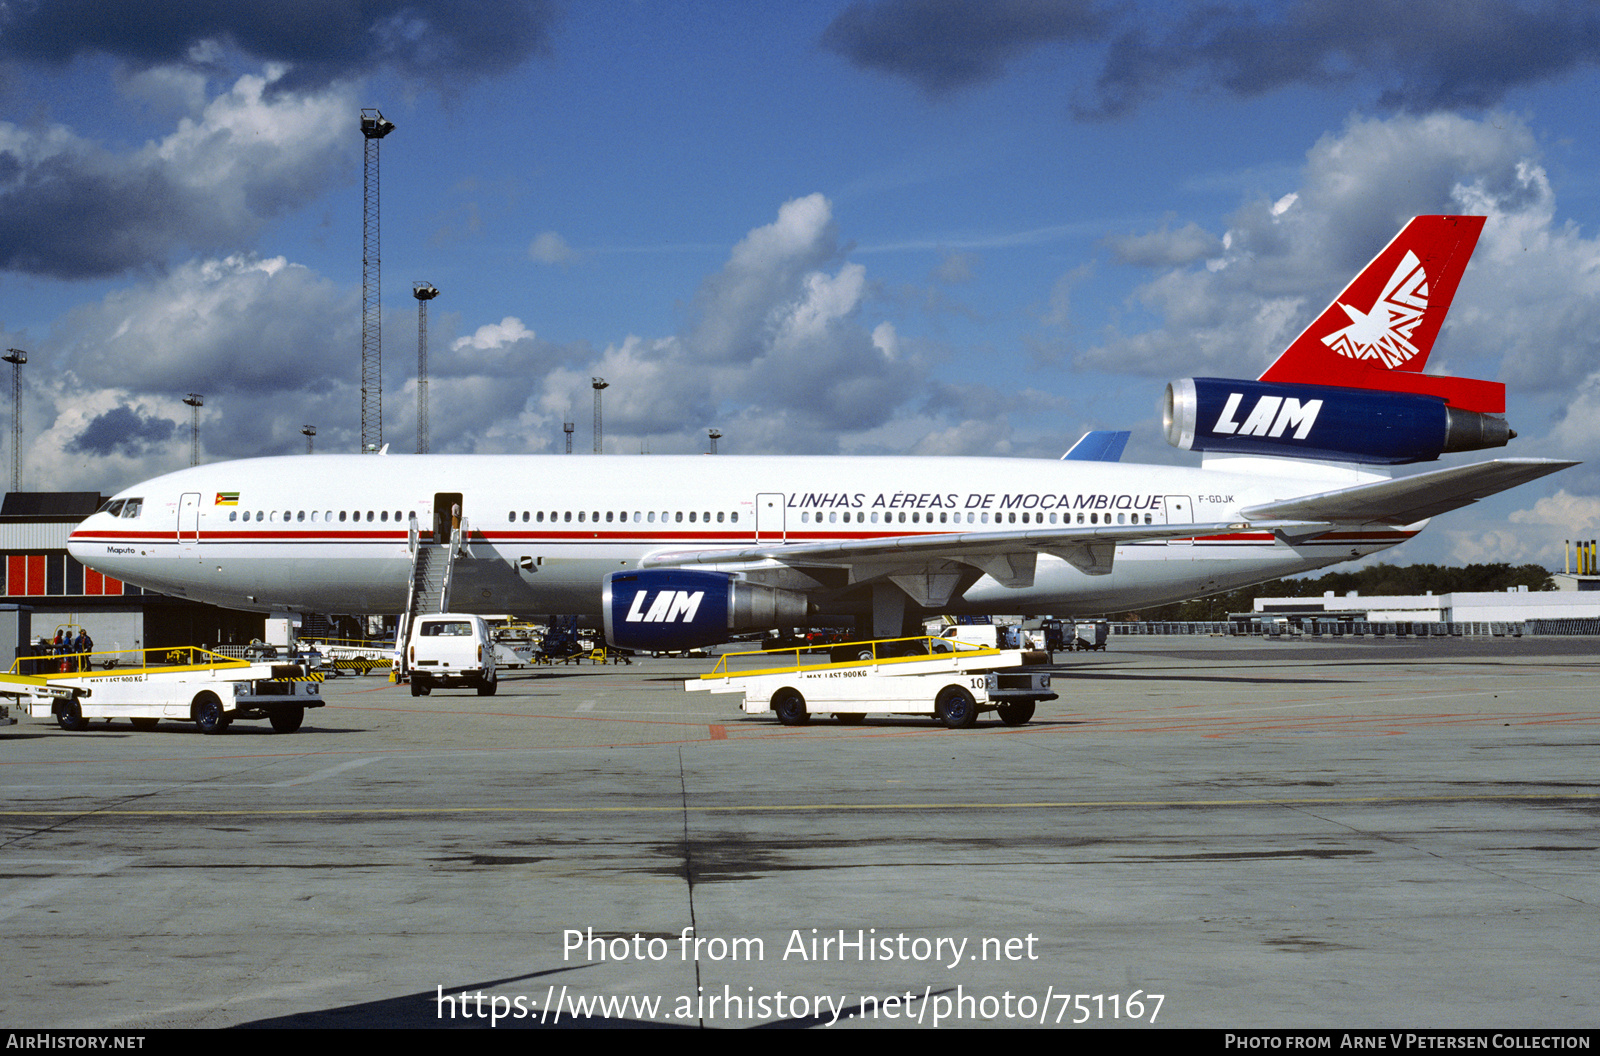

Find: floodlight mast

[413,282,438,454]
[592,377,608,454]
[3,349,25,491]
[182,393,203,466]
[360,108,395,454]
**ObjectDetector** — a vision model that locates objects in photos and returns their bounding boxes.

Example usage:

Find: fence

[1108,618,1600,637]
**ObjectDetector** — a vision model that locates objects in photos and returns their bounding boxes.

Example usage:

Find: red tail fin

[1259,215,1501,413]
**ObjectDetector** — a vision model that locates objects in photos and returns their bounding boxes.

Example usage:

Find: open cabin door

[433,492,463,543]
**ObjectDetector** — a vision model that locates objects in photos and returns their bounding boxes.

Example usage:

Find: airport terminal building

[0,492,264,663]
[1249,579,1600,635]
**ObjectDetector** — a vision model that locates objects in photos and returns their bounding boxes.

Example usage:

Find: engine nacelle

[602,569,811,652]
[1164,377,1511,465]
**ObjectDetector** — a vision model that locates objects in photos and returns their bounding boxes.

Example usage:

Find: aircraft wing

[1239,458,1578,526]
[639,519,1244,602]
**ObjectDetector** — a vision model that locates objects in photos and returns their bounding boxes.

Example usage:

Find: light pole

[3,349,25,492]
[183,393,203,466]
[591,377,608,454]
[708,428,721,455]
[359,108,395,453]
[413,282,438,453]
[302,425,316,454]
[563,420,574,454]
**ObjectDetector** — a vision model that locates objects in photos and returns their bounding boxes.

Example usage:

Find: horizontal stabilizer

[1240,458,1577,526]
[1062,430,1131,462]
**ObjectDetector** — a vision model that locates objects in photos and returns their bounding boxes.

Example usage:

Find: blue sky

[5,0,1600,569]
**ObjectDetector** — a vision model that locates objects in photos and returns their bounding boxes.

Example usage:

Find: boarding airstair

[394,519,464,679]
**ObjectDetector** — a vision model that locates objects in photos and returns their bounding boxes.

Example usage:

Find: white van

[407,614,498,696]
[939,624,1034,651]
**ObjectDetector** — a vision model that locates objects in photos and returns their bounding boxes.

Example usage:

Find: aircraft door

[1162,495,1194,549]
[434,492,463,543]
[178,492,201,557]
[756,493,785,542]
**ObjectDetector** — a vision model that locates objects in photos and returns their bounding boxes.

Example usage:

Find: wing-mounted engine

[1163,377,1512,466]
[602,569,810,651]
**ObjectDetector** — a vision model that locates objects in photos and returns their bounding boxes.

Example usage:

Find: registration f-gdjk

[69,216,1575,651]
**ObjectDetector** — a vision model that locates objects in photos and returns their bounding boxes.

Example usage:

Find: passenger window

[730,512,738,523]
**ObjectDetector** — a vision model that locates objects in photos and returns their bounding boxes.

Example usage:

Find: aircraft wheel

[772,689,809,726]
[57,701,89,732]
[410,680,430,696]
[192,692,231,734]
[836,712,865,725]
[477,679,496,697]
[130,717,160,731]
[996,701,1035,726]
[936,686,978,729]
[269,707,304,733]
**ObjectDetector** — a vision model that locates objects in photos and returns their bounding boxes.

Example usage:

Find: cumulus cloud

[0,71,355,278]
[1440,490,1600,566]
[491,194,942,456]
[55,254,357,393]
[1072,113,1565,379]
[0,0,558,92]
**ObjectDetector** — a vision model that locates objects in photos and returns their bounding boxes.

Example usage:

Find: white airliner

[68,216,1574,651]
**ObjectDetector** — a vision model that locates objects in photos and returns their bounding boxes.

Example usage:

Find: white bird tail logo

[1320,250,1429,368]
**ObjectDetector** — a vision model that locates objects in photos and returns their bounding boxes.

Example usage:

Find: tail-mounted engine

[603,569,811,652]
[1164,377,1511,465]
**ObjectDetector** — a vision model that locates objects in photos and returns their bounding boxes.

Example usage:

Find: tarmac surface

[1,635,1597,1030]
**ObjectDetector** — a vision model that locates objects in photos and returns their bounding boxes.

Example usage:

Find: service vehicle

[406,613,498,696]
[1072,621,1109,651]
[0,646,323,734]
[685,636,1055,729]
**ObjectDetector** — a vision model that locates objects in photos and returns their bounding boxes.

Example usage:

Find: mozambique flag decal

[215,492,239,505]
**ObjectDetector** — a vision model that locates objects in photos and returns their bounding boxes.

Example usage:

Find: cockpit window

[120,499,142,518]
[102,500,125,517]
